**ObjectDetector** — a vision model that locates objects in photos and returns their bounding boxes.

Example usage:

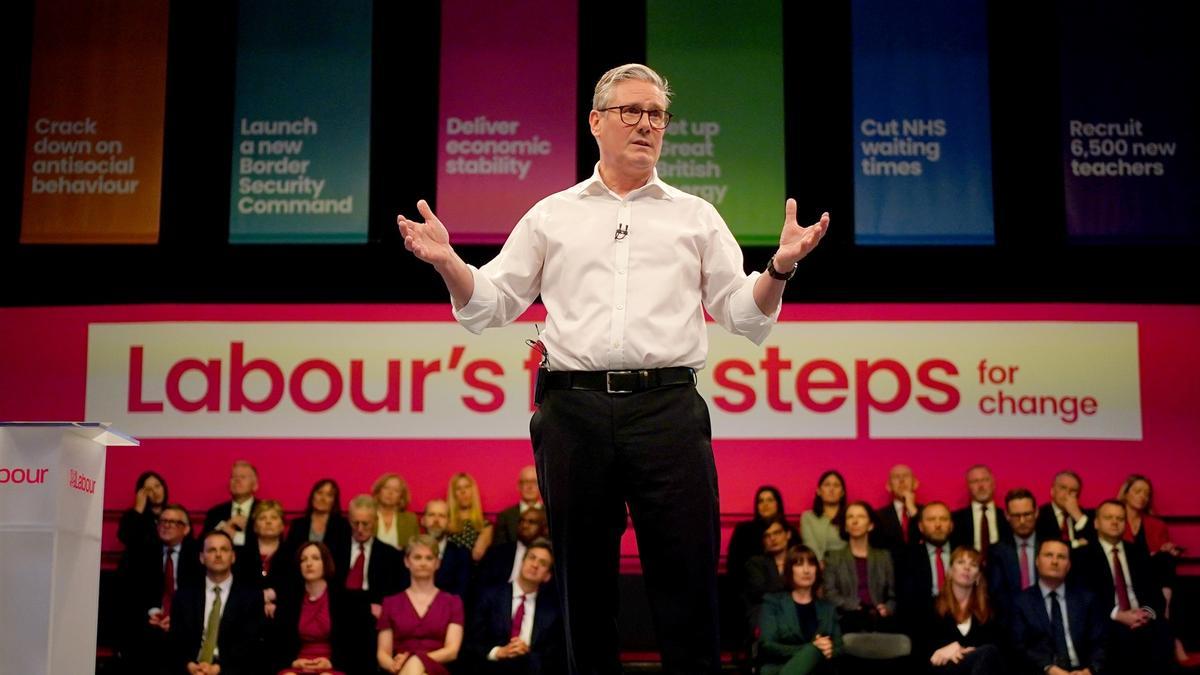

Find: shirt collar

[575,163,675,201]
[1100,538,1121,556]
[1039,580,1064,599]
[512,584,539,601]
[206,574,233,596]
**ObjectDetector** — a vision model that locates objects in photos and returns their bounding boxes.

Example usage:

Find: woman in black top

[284,478,352,570]
[928,546,1003,674]
[117,470,169,548]
[728,486,798,585]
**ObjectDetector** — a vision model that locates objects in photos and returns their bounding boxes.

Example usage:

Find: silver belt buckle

[606,370,634,394]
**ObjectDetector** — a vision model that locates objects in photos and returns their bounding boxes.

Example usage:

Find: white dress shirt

[348,538,374,591]
[507,541,529,584]
[455,165,777,371]
[971,501,1000,549]
[488,587,538,661]
[1098,539,1145,618]
[202,575,234,659]
[162,544,181,590]
[926,542,950,596]
[1052,504,1089,548]
[1014,534,1037,587]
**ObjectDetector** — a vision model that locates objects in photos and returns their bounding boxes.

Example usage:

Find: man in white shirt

[467,540,565,674]
[398,63,828,674]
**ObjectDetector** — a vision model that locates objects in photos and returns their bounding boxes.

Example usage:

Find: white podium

[0,422,138,675]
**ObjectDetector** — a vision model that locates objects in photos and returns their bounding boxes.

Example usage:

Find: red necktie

[934,546,946,592]
[162,547,176,614]
[346,542,365,590]
[979,504,990,559]
[1112,545,1132,612]
[1060,512,1071,542]
[1019,542,1032,589]
[900,506,910,543]
[510,594,527,639]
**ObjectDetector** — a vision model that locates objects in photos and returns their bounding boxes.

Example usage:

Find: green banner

[647,0,786,244]
[228,0,372,243]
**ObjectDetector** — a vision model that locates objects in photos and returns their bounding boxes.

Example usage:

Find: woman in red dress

[376,534,464,675]
[274,541,350,675]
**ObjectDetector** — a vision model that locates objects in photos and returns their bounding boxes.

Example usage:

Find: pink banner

[2,303,1198,570]
[435,0,577,243]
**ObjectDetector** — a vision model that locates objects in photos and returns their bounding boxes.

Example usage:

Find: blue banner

[851,0,994,245]
[228,0,372,243]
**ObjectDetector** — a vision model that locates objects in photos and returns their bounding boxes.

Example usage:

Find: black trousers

[530,384,722,675]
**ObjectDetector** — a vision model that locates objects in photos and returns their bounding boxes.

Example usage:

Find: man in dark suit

[492,465,544,548]
[119,505,204,675]
[895,500,953,655]
[1071,499,1172,673]
[202,460,259,556]
[1011,539,1106,675]
[870,463,922,552]
[987,488,1040,621]
[170,530,264,675]
[402,498,472,596]
[1035,470,1094,549]
[478,504,549,595]
[340,494,403,675]
[951,464,1011,557]
[466,540,566,674]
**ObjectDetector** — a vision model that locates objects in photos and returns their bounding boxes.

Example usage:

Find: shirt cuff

[487,646,501,661]
[730,272,779,345]
[451,266,496,335]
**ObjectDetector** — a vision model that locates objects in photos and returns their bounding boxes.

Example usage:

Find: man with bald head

[951,464,1011,557]
[896,501,954,654]
[493,465,544,548]
[871,464,922,552]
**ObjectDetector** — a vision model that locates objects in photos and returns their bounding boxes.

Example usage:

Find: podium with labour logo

[0,422,138,675]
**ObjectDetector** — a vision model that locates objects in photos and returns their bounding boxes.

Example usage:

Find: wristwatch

[766,255,797,281]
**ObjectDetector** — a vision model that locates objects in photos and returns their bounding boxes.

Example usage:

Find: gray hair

[592,63,672,111]
[348,493,378,514]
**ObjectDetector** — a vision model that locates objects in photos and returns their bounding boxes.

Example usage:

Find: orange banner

[20,0,169,244]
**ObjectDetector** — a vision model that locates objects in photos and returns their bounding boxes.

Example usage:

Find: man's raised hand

[774,198,829,270]
[398,199,453,267]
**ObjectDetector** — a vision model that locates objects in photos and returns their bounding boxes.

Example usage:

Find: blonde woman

[446,472,493,561]
[373,473,419,549]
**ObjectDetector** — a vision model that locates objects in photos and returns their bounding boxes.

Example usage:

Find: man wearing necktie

[1011,539,1106,675]
[203,461,259,552]
[466,540,566,674]
[1035,471,1094,549]
[951,464,1011,558]
[170,531,263,675]
[897,501,954,657]
[1072,500,1172,673]
[986,488,1040,623]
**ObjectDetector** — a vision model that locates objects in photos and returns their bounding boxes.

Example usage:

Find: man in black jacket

[170,530,264,675]
[1011,539,1106,675]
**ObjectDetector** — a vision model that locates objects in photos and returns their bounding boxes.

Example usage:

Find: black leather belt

[542,367,697,394]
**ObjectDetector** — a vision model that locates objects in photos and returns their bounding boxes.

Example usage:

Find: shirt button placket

[609,200,632,366]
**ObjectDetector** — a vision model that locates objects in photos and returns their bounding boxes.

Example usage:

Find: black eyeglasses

[598,105,673,130]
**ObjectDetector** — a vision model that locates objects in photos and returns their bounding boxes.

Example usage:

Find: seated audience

[1035,470,1093,549]
[871,464,922,553]
[1010,539,1106,675]
[236,500,290,618]
[742,518,797,634]
[340,494,404,675]
[758,546,842,675]
[272,542,352,675]
[986,488,1040,620]
[927,546,1003,674]
[171,530,265,675]
[801,470,849,561]
[1071,499,1172,673]
[374,472,420,551]
[727,485,798,588]
[204,460,260,553]
[118,504,202,675]
[447,471,494,561]
[119,470,170,549]
[950,465,1010,559]
[285,478,352,572]
[823,501,910,660]
[897,502,955,649]
[477,506,549,594]
[465,540,566,674]
[492,465,544,548]
[1117,473,1195,666]
[377,534,464,675]
[408,499,472,596]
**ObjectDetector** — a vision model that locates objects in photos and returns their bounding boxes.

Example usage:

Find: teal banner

[229,0,372,243]
[646,0,786,245]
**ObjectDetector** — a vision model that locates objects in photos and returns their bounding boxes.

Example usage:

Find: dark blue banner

[851,0,995,245]
[1060,1,1198,243]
